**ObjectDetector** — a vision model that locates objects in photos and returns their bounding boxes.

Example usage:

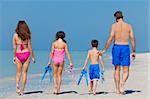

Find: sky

[0,0,149,52]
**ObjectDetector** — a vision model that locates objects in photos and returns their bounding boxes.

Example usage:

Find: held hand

[98,50,105,56]
[82,67,85,70]
[32,57,36,63]
[70,63,73,67]
[13,57,16,64]
[70,63,74,69]
[131,52,136,60]
[47,61,51,66]
[102,68,105,72]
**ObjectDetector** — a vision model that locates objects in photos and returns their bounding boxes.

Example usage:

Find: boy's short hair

[91,40,98,48]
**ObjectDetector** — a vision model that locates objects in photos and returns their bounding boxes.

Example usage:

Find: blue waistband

[90,64,99,66]
[114,44,129,47]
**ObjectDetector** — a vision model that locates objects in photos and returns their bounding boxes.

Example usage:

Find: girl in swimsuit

[47,31,73,95]
[13,20,35,95]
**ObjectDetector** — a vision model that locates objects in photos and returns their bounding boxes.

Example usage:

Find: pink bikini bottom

[16,52,30,61]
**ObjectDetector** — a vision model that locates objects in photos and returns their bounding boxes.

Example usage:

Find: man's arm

[103,25,115,52]
[129,25,136,53]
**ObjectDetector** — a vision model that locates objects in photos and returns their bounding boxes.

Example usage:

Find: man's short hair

[114,11,123,20]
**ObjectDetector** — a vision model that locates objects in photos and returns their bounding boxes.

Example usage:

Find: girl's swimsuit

[52,49,65,64]
[16,42,30,61]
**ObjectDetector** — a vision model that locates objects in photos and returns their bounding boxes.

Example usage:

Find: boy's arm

[99,56,105,71]
[82,51,90,70]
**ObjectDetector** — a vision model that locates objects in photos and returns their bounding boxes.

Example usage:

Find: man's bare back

[112,20,133,45]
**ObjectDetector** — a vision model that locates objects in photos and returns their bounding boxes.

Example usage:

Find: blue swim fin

[77,69,88,86]
[101,70,105,83]
[84,71,88,86]
[48,66,53,82]
[41,65,49,80]
[77,72,84,85]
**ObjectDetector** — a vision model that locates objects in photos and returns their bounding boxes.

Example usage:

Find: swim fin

[77,69,88,86]
[41,65,49,80]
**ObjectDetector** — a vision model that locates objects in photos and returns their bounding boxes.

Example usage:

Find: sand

[0,53,149,99]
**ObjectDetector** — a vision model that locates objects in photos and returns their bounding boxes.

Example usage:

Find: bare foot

[16,84,21,96]
[21,90,24,96]
[116,90,121,95]
[93,92,96,95]
[89,90,92,95]
[120,81,125,95]
[57,89,60,95]
[53,88,57,95]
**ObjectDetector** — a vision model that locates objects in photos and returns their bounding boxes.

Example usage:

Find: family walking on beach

[12,11,136,96]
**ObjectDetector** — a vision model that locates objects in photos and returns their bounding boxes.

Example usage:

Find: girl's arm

[28,39,35,63]
[99,56,105,71]
[48,43,55,65]
[82,51,90,70]
[13,34,17,63]
[65,44,73,65]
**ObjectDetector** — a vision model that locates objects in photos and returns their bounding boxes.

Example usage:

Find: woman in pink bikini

[47,31,73,95]
[13,20,35,95]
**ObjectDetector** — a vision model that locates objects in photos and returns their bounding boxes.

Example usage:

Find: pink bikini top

[16,42,28,51]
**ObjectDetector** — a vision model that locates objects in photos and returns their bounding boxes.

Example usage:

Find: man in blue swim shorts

[99,11,136,95]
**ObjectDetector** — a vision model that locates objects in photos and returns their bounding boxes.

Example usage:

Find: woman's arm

[13,34,17,63]
[65,44,73,65]
[28,39,35,63]
[82,51,90,70]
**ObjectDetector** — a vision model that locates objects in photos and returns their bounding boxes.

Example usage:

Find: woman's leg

[52,63,58,94]
[15,59,23,95]
[22,58,30,94]
[57,62,64,94]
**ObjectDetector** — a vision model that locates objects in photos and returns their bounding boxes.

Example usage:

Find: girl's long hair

[55,31,66,43]
[15,20,31,41]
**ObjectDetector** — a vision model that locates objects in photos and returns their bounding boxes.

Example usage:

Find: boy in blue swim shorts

[82,40,105,95]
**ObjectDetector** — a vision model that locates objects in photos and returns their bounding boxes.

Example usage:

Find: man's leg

[114,66,121,94]
[120,66,129,94]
